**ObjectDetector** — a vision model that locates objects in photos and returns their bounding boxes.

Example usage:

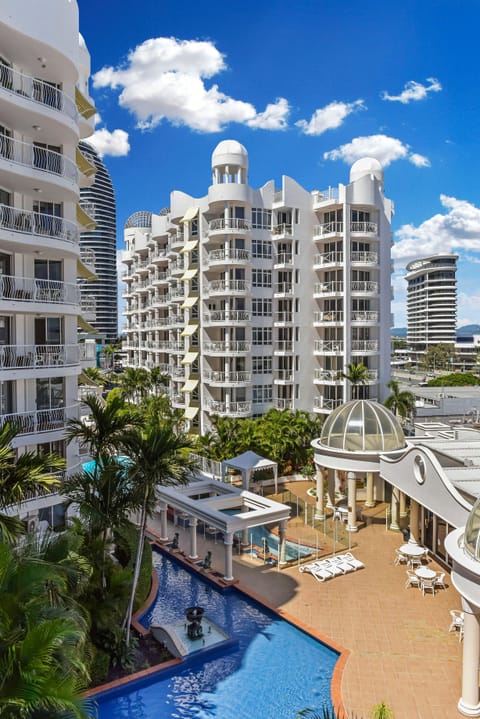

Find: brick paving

[148,483,464,719]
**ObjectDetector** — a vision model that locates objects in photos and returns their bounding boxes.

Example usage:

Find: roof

[222,450,276,472]
[319,400,405,453]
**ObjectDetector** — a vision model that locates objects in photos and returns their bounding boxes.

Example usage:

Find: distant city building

[406,254,458,364]
[122,141,394,433]
[79,141,118,341]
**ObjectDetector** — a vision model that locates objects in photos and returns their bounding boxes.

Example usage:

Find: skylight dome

[464,496,480,561]
[320,400,406,452]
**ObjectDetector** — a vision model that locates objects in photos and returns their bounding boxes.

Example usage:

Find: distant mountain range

[391,325,480,338]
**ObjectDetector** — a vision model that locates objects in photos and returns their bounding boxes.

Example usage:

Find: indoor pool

[91,547,338,719]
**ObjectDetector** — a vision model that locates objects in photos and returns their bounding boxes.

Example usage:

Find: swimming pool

[91,547,338,719]
[242,524,313,561]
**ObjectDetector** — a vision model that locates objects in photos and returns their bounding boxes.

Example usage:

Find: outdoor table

[415,566,437,580]
[399,543,426,558]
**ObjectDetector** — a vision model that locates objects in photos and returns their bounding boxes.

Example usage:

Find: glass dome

[464,496,480,561]
[320,400,406,452]
[124,211,152,229]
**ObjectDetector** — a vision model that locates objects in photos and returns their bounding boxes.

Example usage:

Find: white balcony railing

[207,279,250,294]
[314,281,344,295]
[314,369,342,383]
[208,218,251,232]
[350,281,379,294]
[313,222,343,237]
[0,403,78,435]
[274,312,294,324]
[274,398,293,409]
[351,340,379,352]
[351,311,379,323]
[206,400,251,415]
[207,248,250,263]
[351,251,378,264]
[350,221,378,234]
[313,311,344,323]
[272,223,293,236]
[274,282,294,295]
[204,371,251,384]
[313,397,343,411]
[0,344,79,369]
[274,370,294,382]
[0,275,79,304]
[0,133,78,183]
[274,340,294,352]
[314,340,344,353]
[203,341,250,354]
[273,253,293,266]
[313,251,344,265]
[203,310,250,323]
[0,204,78,243]
[312,187,339,204]
[0,62,77,121]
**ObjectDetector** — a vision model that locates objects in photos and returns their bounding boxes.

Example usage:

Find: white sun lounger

[342,552,364,570]
[310,565,335,582]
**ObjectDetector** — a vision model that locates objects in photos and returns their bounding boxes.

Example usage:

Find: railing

[350,221,377,234]
[314,369,342,382]
[0,344,79,369]
[314,281,344,294]
[313,311,344,323]
[351,340,379,352]
[314,340,344,353]
[0,133,77,183]
[313,397,343,410]
[208,218,251,232]
[273,253,293,265]
[171,366,185,378]
[274,312,293,323]
[351,251,378,264]
[189,452,223,480]
[313,222,343,236]
[313,251,344,265]
[350,281,379,293]
[204,371,251,383]
[0,61,77,120]
[274,340,294,352]
[274,398,293,409]
[351,311,379,323]
[207,249,250,263]
[206,400,251,415]
[272,223,293,236]
[208,279,250,293]
[312,187,339,203]
[80,247,96,266]
[0,275,79,304]
[274,370,294,381]
[203,341,250,354]
[203,310,251,323]
[80,295,96,315]
[167,341,183,352]
[274,282,293,295]
[0,204,78,243]
[0,403,78,435]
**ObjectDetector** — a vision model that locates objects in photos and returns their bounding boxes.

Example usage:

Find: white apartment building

[0,0,96,529]
[406,254,458,365]
[123,141,394,433]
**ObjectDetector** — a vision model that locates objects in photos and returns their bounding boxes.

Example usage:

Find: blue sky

[78,0,480,328]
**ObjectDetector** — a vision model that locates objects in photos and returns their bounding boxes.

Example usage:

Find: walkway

[149,497,463,719]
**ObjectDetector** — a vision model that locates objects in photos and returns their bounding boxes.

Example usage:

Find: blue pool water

[242,524,313,561]
[92,548,338,719]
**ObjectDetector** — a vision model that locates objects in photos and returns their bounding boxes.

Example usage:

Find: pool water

[92,548,338,719]
[243,524,313,561]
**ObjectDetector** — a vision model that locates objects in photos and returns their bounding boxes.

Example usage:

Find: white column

[278,520,288,565]
[223,531,234,581]
[365,472,375,507]
[188,517,198,560]
[409,499,420,544]
[399,491,407,518]
[347,471,358,533]
[390,487,400,532]
[315,466,325,520]
[326,467,335,508]
[159,501,168,541]
[458,601,480,716]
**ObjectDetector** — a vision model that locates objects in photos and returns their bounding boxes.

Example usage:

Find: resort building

[406,254,458,365]
[122,142,394,432]
[79,140,118,342]
[0,0,96,529]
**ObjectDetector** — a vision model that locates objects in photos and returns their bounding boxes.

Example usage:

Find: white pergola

[221,450,278,492]
[155,478,289,581]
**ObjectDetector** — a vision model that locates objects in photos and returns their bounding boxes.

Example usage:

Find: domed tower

[211,140,249,185]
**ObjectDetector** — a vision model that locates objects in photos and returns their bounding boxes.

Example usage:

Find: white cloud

[393,195,480,264]
[93,36,290,133]
[323,134,429,168]
[88,128,130,158]
[296,99,365,136]
[382,77,442,103]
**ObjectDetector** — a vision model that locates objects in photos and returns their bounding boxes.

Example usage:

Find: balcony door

[35,317,62,345]
[36,377,64,410]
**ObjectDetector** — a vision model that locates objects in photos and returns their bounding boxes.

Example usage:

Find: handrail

[0,403,78,435]
[0,344,79,369]
[0,275,79,304]
[272,223,293,236]
[314,340,344,352]
[204,310,250,322]
[313,222,343,236]
[350,281,379,293]
[0,203,78,242]
[208,279,250,293]
[314,281,344,294]
[209,218,251,232]
[0,133,78,183]
[0,62,77,120]
[204,371,251,383]
[350,221,377,234]
[204,341,251,353]
[207,248,250,262]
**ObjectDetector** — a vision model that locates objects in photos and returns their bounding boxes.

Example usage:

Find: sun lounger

[329,556,355,574]
[310,565,334,582]
[342,552,364,570]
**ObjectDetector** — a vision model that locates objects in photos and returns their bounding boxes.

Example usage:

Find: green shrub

[89,646,111,685]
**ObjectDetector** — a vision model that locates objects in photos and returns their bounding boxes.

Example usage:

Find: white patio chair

[343,552,365,570]
[449,610,464,640]
[394,549,408,566]
[409,555,423,569]
[321,559,344,577]
[405,570,420,589]
[330,556,354,574]
[421,577,436,596]
[435,572,447,591]
[311,565,334,582]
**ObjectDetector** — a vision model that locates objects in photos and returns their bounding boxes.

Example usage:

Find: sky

[77,0,480,329]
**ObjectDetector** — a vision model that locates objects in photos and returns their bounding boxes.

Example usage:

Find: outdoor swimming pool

[91,547,339,719]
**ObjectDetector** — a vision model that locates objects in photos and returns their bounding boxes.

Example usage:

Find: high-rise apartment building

[406,254,458,364]
[0,0,96,529]
[123,141,393,433]
[79,140,118,341]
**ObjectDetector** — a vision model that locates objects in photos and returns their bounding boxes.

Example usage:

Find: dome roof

[349,157,384,184]
[464,497,480,561]
[124,211,152,229]
[212,140,248,169]
[320,400,405,453]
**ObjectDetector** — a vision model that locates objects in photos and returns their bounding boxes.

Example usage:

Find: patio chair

[435,572,447,591]
[329,556,354,574]
[321,560,344,577]
[421,577,436,596]
[405,570,420,590]
[409,555,423,569]
[449,610,464,640]
[394,549,408,566]
[311,565,334,582]
[343,552,365,570]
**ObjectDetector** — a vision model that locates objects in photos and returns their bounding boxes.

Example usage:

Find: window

[33,142,62,174]
[252,327,272,345]
[252,298,272,316]
[252,269,272,287]
[191,219,198,237]
[252,239,272,258]
[36,377,64,410]
[252,208,272,229]
[252,385,273,403]
[34,259,62,282]
[0,125,12,160]
[351,209,370,222]
[253,356,272,374]
[35,317,62,344]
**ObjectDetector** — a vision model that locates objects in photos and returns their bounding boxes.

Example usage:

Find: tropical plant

[101,342,120,371]
[340,362,370,400]
[81,366,104,385]
[384,380,415,419]
[0,423,65,543]
[66,393,136,458]
[149,366,169,396]
[420,343,455,373]
[117,366,151,403]
[370,701,395,719]
[427,372,480,387]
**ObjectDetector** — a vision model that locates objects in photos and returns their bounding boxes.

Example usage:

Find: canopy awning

[181,296,198,309]
[77,203,96,230]
[180,240,198,254]
[75,86,96,119]
[181,351,198,365]
[76,147,96,177]
[181,268,198,281]
[181,378,199,393]
[78,316,97,333]
[180,207,199,223]
[77,258,98,281]
[184,406,199,420]
[181,324,198,337]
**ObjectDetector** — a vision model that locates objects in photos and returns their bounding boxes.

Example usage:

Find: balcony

[203,310,251,324]
[204,371,251,385]
[0,62,77,122]
[313,397,343,413]
[351,310,379,324]
[350,221,378,235]
[0,344,79,370]
[351,340,379,353]
[272,223,293,238]
[313,281,344,297]
[314,369,342,385]
[313,251,343,268]
[208,218,251,235]
[0,204,78,244]
[313,222,343,238]
[206,400,251,416]
[274,370,294,384]
[203,341,250,355]
[314,340,344,354]
[0,133,78,185]
[171,393,185,408]
[207,279,250,296]
[312,188,339,206]
[273,282,294,298]
[350,281,379,295]
[273,311,294,326]
[274,398,293,409]
[0,275,79,305]
[206,248,250,266]
[0,404,78,436]
[273,340,294,354]
[273,253,293,268]
[351,251,378,265]
[313,311,344,325]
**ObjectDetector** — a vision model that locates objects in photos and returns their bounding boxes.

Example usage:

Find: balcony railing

[351,251,378,264]
[350,221,377,234]
[273,253,293,266]
[313,222,343,237]
[0,133,77,183]
[313,251,344,266]
[207,279,250,294]
[207,248,250,264]
[312,187,339,204]
[0,62,77,120]
[204,371,251,384]
[274,282,293,295]
[206,400,251,415]
[351,311,379,323]
[314,281,344,295]
[274,312,294,324]
[208,218,251,232]
[80,247,96,267]
[0,344,79,370]
[314,369,342,383]
[203,341,250,354]
[350,281,379,294]
[203,310,251,323]
[314,340,344,353]
[274,398,293,409]
[274,370,294,382]
[274,340,294,352]
[313,397,343,411]
[0,275,79,304]
[272,223,293,236]
[0,204,78,243]
[351,340,379,352]
[0,403,78,435]
[313,311,344,323]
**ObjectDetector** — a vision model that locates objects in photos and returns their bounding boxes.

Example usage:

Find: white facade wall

[123,144,394,433]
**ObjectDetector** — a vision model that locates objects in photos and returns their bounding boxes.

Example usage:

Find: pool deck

[148,487,464,719]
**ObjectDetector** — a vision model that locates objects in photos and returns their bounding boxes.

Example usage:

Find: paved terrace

[149,487,464,719]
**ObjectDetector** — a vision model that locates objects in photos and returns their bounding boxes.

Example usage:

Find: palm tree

[119,415,198,644]
[384,380,416,420]
[341,362,370,400]
[148,366,168,396]
[66,393,135,459]
[117,366,150,403]
[81,366,104,385]
[0,423,65,543]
